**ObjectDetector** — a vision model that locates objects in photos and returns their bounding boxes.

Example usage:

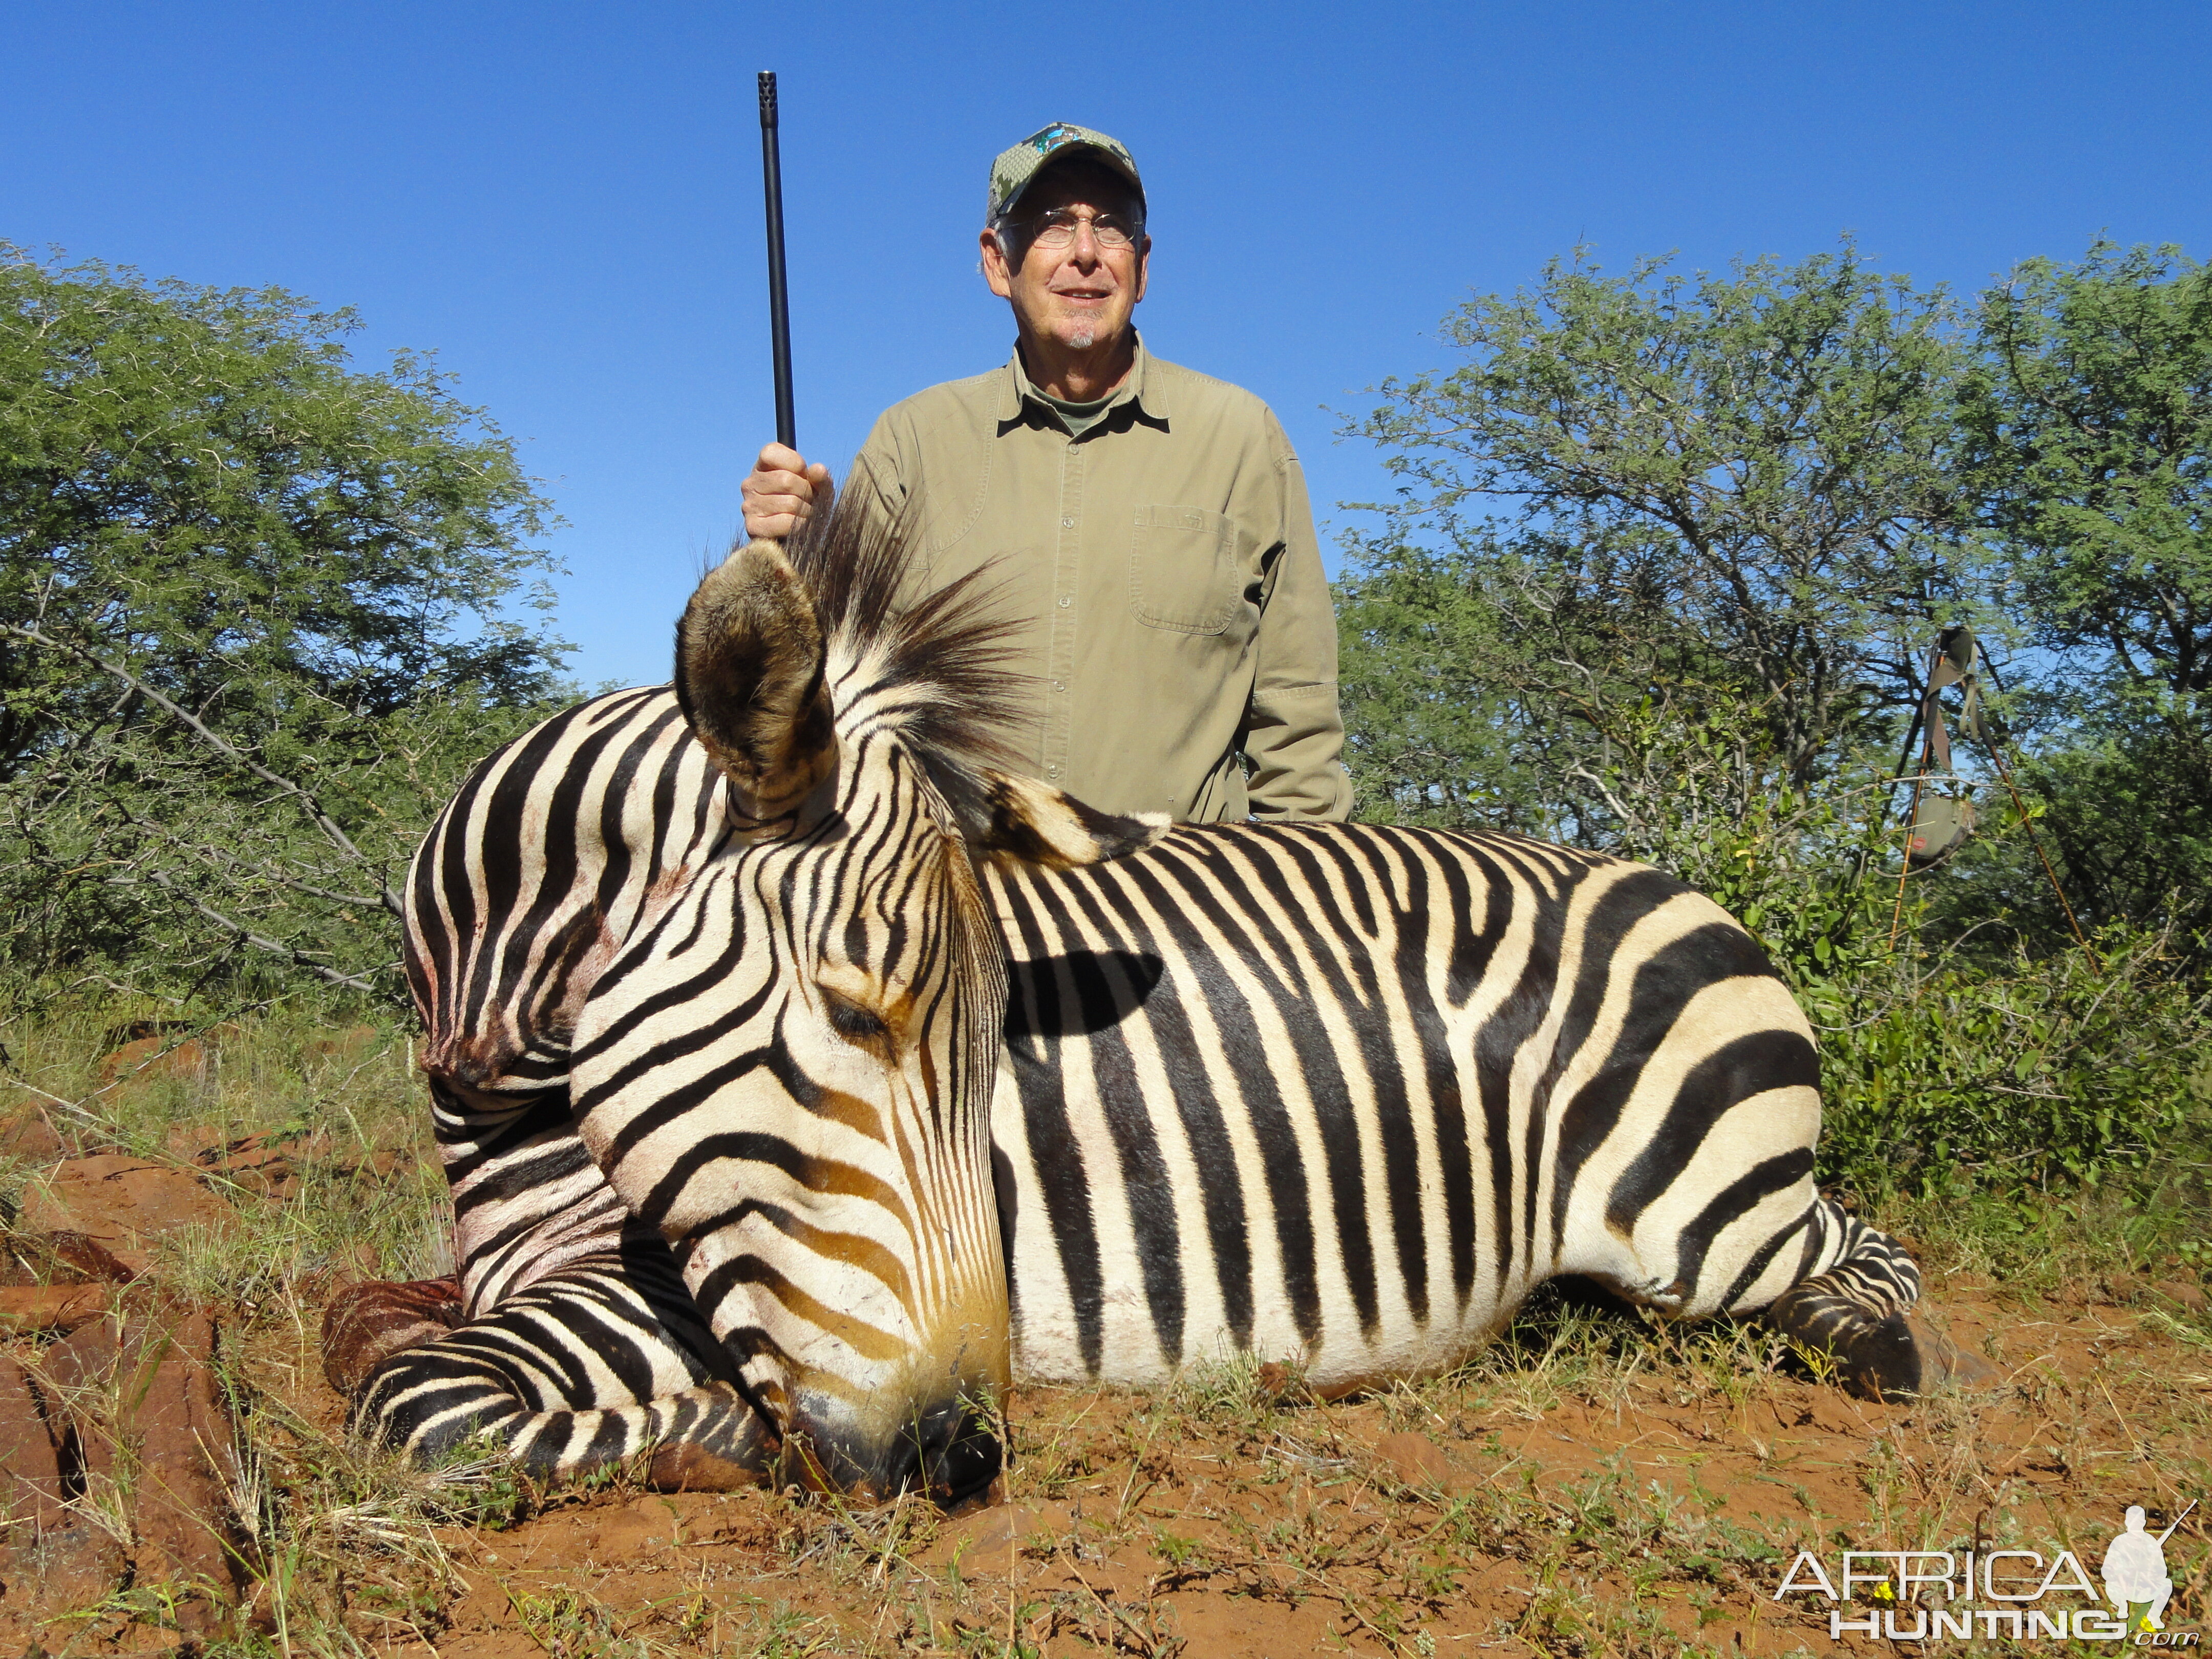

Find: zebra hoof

[322,1275,464,1397]
[1841,1312,2000,1402]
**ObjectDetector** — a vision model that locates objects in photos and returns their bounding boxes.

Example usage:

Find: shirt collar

[998,334,1171,427]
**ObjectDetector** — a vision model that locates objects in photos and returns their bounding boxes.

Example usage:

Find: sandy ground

[222,1273,2212,1656]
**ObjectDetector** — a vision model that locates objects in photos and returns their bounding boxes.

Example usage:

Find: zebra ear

[676,540,838,821]
[968,770,1168,869]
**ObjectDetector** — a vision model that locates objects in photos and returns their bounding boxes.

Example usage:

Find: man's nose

[1066,221,1103,265]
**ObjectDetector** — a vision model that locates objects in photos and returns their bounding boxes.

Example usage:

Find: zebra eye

[819,983,891,1047]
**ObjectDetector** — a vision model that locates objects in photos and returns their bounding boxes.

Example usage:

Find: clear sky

[10,2,2208,690]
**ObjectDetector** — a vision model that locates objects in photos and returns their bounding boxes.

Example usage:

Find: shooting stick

[758,71,796,449]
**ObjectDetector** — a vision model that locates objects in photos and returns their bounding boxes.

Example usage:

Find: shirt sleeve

[848,412,910,519]
[1242,423,1353,821]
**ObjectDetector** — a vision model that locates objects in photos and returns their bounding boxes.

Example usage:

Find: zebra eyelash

[820,984,891,1047]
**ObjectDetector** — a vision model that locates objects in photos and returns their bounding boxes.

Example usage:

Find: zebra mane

[777,481,1028,827]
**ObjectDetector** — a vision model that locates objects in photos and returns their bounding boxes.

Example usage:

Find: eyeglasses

[1000,207,1145,251]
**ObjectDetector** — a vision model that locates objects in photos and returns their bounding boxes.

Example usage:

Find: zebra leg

[1757,1200,1986,1400]
[345,1249,772,1488]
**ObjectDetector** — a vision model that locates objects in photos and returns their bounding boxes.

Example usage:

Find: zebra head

[569,504,1162,1505]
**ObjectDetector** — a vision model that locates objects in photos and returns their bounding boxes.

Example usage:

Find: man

[741,122,1351,823]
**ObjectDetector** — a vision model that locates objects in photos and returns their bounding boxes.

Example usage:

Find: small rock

[1,1105,68,1162]
[18,1155,235,1273]
[0,1357,68,1525]
[2,1228,139,1286]
[2151,1280,2209,1315]
[32,1302,243,1626]
[0,1284,112,1334]
[1374,1431,1463,1493]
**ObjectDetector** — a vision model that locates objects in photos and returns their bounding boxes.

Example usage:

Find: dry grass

[3,1003,2207,1656]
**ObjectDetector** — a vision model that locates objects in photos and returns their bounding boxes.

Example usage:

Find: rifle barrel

[757,71,796,450]
[2157,1497,2198,1544]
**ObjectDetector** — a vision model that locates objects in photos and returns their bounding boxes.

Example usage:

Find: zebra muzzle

[776,1390,1004,1507]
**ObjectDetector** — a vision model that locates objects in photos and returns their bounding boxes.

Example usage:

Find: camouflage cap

[986,122,1145,224]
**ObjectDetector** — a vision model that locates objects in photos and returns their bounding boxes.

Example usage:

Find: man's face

[980,160,1150,355]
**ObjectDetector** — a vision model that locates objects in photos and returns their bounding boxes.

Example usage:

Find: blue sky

[10,2,2208,689]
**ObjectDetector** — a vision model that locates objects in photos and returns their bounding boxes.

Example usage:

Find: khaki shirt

[852,340,1352,822]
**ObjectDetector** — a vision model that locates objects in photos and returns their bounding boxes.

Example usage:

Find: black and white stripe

[987,825,1922,1394]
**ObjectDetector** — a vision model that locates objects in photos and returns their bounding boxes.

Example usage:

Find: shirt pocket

[1129,504,1242,635]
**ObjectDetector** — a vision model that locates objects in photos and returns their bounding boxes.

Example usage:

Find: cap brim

[1001,143,1146,220]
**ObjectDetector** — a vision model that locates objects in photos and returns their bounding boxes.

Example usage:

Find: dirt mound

[0,1298,242,1637]
[18,1155,240,1276]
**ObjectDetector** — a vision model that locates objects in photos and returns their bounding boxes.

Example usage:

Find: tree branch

[139,868,386,994]
[4,622,403,918]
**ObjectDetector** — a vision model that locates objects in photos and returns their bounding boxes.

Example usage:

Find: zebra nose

[796,1394,1002,1506]
[911,1398,1002,1507]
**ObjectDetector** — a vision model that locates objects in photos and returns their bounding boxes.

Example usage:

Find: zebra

[328,492,1968,1501]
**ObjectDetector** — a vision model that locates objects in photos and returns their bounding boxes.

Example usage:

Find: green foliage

[0,244,566,759]
[1341,241,1966,804]
[1817,925,2211,1199]
[1337,235,2212,1217]
[0,246,572,1005]
[2007,703,2212,940]
[1949,242,2212,945]
[1961,240,2212,701]
[1,685,552,1002]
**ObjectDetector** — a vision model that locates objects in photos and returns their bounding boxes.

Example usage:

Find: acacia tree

[1956,240,2212,937]
[1337,243,1970,848]
[0,247,569,1002]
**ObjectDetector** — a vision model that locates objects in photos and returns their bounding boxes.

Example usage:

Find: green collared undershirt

[1032,386,1118,439]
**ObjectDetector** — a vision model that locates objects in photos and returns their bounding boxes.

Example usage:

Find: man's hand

[741,444,832,540]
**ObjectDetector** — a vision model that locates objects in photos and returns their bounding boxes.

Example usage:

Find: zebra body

[989,824,1895,1393]
[337,515,1947,1500]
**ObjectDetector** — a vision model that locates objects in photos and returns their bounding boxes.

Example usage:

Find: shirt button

[1061,517,1074,528]
[1057,595,1072,608]
[1051,679,1065,692]
[1046,765,1061,779]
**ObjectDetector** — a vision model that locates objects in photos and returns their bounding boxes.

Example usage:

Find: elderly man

[741,122,1351,823]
